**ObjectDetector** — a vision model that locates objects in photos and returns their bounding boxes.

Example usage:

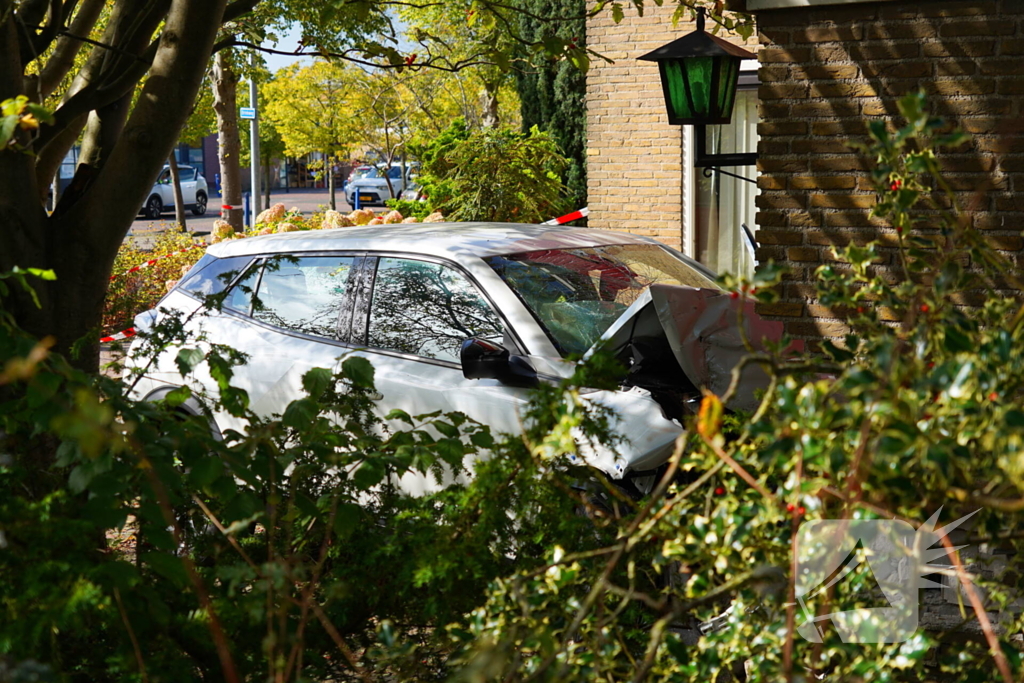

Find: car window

[366,257,503,363]
[157,169,170,184]
[387,167,403,179]
[223,260,262,313]
[486,244,717,357]
[251,255,356,338]
[178,255,253,298]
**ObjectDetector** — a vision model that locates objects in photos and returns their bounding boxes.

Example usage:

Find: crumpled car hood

[594,284,804,413]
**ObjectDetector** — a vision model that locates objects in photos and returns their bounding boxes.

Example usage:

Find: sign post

[248,51,261,220]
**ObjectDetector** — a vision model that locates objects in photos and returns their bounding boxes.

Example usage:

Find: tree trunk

[328,157,336,211]
[263,155,271,208]
[0,0,231,378]
[212,49,243,232]
[481,82,500,129]
[168,153,187,231]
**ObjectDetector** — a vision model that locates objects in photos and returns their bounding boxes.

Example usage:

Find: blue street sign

[240,107,256,120]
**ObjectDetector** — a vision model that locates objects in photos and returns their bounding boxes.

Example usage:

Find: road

[127,187,369,243]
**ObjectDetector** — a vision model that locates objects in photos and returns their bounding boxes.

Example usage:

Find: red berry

[797,506,806,516]
[730,291,740,300]
[927,361,935,369]
[856,306,865,314]
[715,486,725,496]
[989,392,998,401]
[786,503,795,512]
[920,304,930,313]
[896,226,903,234]
[890,179,902,191]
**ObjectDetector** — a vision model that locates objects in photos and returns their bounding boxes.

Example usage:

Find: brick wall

[586,7,756,250]
[753,0,1024,340]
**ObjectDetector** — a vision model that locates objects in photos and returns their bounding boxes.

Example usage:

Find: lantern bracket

[701,165,757,186]
[694,124,758,168]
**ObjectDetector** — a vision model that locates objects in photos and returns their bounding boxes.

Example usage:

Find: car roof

[206,222,678,261]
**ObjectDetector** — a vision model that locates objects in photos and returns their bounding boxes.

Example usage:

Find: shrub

[102,230,204,335]
[413,119,569,223]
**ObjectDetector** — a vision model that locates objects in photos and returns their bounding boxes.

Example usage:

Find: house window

[687,82,759,279]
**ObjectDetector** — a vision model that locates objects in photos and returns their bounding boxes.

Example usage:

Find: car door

[349,255,531,494]
[210,253,364,434]
[179,166,197,205]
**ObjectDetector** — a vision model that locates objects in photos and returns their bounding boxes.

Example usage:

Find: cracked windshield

[487,243,715,356]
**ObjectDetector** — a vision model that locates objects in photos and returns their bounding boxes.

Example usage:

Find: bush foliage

[3,92,1024,682]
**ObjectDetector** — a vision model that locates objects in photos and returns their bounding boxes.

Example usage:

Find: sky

[264,23,313,74]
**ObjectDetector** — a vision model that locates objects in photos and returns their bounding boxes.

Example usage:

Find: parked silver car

[140,165,209,219]
[128,223,777,494]
[346,164,418,207]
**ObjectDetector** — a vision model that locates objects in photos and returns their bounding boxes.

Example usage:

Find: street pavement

[127,187,371,248]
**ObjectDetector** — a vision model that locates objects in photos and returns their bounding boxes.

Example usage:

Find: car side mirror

[460,338,538,388]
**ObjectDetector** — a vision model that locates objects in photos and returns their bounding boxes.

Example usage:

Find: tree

[0,0,749,374]
[514,0,588,212]
[0,1,246,379]
[262,61,357,210]
[212,49,245,231]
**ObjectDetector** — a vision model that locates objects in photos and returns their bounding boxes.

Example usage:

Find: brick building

[587,0,1023,341]
[586,6,760,279]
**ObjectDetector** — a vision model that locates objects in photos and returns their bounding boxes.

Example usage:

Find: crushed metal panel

[649,284,803,412]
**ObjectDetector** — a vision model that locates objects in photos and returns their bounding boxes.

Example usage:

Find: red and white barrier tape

[109,244,201,282]
[542,206,589,225]
[100,326,136,343]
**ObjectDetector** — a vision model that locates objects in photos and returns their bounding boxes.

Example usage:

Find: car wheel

[145,195,163,220]
[192,191,207,216]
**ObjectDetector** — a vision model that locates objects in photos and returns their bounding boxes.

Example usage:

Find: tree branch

[37,0,104,98]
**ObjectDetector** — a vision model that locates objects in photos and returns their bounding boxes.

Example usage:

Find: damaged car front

[480,239,791,485]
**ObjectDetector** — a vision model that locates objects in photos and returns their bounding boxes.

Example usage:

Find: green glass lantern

[638,9,755,125]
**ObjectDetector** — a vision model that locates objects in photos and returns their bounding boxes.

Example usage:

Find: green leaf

[332,502,361,539]
[283,397,318,430]
[164,385,192,407]
[188,457,223,488]
[385,408,413,424]
[1006,410,1024,428]
[352,458,386,490]
[943,327,972,353]
[434,421,460,438]
[341,356,375,389]
[142,551,189,588]
[174,347,204,376]
[302,367,333,399]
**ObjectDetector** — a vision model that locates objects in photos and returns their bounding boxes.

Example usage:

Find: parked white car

[127,223,777,495]
[346,164,417,207]
[140,165,209,219]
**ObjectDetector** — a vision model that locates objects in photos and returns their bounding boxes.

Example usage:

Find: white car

[140,165,209,219]
[346,164,417,207]
[127,224,774,494]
